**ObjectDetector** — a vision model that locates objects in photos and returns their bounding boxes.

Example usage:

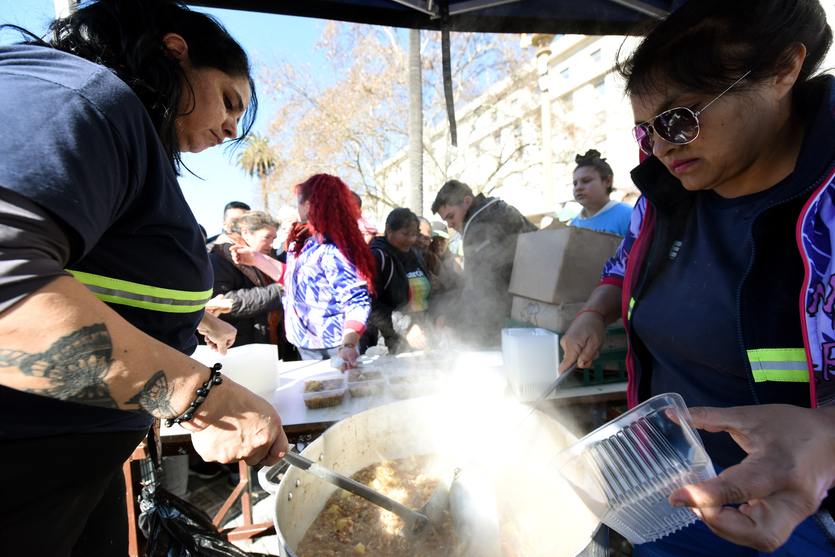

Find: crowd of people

[221,175,523,360]
[3,0,835,555]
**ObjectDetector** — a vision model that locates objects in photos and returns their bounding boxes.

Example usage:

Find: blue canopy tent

[191,0,676,35]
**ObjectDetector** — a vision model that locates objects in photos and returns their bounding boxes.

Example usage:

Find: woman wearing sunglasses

[560,0,835,554]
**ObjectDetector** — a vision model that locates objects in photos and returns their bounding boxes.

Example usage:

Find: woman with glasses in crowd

[560,0,835,554]
[0,1,289,553]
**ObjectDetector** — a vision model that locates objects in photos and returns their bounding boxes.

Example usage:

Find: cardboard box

[509,227,623,304]
[510,296,625,349]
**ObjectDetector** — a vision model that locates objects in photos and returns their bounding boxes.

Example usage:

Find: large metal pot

[261,396,601,557]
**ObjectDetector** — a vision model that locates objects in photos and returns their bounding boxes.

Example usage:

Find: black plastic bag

[138,483,271,557]
[138,424,270,557]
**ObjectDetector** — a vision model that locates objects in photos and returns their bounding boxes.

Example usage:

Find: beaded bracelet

[164,363,223,427]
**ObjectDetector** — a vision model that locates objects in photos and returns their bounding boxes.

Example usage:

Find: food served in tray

[303,375,346,409]
[346,368,386,398]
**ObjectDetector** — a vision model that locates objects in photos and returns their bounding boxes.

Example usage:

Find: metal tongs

[260,447,452,538]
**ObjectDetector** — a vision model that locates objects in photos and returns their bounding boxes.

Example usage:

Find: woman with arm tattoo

[0,1,288,554]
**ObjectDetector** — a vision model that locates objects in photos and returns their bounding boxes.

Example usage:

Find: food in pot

[346,369,385,398]
[296,454,456,557]
[294,454,585,557]
[303,377,346,409]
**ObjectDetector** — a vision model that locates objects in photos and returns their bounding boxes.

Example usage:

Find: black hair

[431,180,474,214]
[618,0,832,109]
[34,0,257,172]
[224,201,251,217]
[351,191,363,209]
[574,149,614,194]
[385,207,419,232]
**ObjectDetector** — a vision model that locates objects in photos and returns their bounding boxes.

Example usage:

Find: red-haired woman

[237,174,375,366]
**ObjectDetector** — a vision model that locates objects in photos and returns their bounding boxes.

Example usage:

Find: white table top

[161,346,627,438]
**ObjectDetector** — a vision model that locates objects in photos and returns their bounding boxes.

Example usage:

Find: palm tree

[237,133,278,212]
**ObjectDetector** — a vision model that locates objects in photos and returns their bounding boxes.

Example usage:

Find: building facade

[375,33,642,222]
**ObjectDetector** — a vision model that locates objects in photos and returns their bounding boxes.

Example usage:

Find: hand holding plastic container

[551,393,716,544]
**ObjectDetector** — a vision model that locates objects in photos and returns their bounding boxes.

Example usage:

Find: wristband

[338,343,356,351]
[164,363,223,427]
[576,309,605,320]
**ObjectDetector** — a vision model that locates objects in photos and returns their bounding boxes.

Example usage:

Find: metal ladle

[260,447,451,538]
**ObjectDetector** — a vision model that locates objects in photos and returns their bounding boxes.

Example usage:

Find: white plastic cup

[551,393,716,544]
[501,328,559,401]
[191,343,279,399]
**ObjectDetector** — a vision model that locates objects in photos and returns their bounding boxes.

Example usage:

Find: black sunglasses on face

[632,70,753,156]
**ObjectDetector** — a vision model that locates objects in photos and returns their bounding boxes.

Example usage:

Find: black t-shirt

[0,45,213,439]
[632,186,802,467]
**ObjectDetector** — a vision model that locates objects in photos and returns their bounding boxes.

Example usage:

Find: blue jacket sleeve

[601,196,646,283]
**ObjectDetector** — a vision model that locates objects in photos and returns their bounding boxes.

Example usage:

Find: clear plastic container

[301,373,346,409]
[345,367,386,397]
[386,368,443,399]
[551,393,716,545]
[501,328,559,401]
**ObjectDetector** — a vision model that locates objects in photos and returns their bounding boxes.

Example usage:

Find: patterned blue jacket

[283,235,370,349]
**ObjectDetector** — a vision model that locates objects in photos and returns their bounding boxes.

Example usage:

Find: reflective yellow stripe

[747,348,809,383]
[628,297,635,320]
[68,270,212,314]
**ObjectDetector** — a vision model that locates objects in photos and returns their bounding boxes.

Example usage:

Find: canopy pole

[439,0,457,147]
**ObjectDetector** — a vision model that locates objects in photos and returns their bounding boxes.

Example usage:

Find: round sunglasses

[632,70,753,156]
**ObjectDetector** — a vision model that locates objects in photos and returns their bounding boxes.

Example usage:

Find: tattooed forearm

[0,323,118,408]
[126,370,177,418]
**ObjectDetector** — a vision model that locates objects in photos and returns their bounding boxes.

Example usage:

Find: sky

[0,0,329,235]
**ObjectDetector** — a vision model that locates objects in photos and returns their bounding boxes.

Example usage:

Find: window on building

[560,67,570,80]
[591,49,602,62]
[595,80,606,96]
[596,110,606,124]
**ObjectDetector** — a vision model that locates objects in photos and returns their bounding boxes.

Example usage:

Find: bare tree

[255,22,527,219]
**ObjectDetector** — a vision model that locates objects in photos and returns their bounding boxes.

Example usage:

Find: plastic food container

[501,328,559,401]
[345,367,386,397]
[301,373,346,409]
[551,393,716,545]
[386,369,443,399]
